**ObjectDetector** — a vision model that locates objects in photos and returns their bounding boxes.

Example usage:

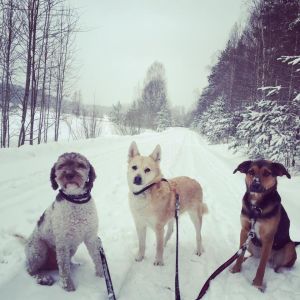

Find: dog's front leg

[252,238,273,291]
[134,222,147,262]
[230,228,248,273]
[154,224,164,266]
[85,237,103,277]
[56,245,75,291]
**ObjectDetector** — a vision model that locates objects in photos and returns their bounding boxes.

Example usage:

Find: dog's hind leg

[25,234,55,286]
[25,234,48,275]
[188,210,204,256]
[164,219,174,247]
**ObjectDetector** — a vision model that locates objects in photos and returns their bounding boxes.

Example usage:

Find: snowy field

[0,127,299,300]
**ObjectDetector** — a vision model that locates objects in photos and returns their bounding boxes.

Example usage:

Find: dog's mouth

[59,173,83,189]
[249,184,266,193]
[64,182,80,188]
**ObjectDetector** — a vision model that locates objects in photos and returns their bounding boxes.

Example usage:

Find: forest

[191,0,300,167]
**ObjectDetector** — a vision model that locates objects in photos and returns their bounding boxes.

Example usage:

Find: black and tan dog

[230,160,299,291]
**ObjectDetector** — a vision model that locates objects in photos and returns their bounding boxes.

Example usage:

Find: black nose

[250,181,261,192]
[65,173,75,180]
[134,175,142,185]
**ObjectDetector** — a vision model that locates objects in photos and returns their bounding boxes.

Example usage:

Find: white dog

[23,152,103,291]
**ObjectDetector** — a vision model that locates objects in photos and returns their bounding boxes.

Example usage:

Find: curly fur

[25,152,103,291]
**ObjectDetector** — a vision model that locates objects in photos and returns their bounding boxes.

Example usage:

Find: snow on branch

[278,56,300,71]
[258,86,282,97]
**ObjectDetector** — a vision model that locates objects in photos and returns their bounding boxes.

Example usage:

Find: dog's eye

[248,170,255,176]
[132,165,137,170]
[57,164,65,170]
[78,163,86,169]
[144,168,151,173]
[263,171,271,177]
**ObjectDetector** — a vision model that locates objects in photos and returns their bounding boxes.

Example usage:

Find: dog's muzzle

[134,175,142,185]
[249,178,265,193]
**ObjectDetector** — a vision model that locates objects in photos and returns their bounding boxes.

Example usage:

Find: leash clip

[251,205,262,217]
[248,230,255,239]
[175,193,180,212]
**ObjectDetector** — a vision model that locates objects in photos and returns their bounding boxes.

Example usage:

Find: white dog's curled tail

[13,233,28,245]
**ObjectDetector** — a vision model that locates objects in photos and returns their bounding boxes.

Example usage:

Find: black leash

[175,193,181,300]
[133,178,168,196]
[98,237,116,300]
[195,218,257,299]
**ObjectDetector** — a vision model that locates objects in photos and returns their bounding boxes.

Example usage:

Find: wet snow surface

[0,128,299,300]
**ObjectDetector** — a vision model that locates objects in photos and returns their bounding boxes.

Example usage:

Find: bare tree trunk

[29,0,40,145]
[18,0,36,147]
[37,1,51,144]
[260,18,266,99]
[1,0,14,148]
[288,33,298,102]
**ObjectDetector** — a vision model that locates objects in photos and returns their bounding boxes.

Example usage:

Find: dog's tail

[13,233,28,245]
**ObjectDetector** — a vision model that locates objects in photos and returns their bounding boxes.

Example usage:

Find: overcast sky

[69,0,247,109]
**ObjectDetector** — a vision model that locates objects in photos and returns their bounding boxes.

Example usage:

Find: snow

[0,127,299,300]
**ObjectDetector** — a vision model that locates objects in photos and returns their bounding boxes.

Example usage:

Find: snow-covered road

[0,128,299,300]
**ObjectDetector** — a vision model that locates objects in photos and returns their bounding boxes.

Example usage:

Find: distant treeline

[110,61,188,135]
[191,0,300,168]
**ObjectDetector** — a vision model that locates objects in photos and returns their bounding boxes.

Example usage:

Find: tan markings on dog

[231,159,297,291]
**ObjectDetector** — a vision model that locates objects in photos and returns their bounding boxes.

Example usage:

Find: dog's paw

[135,254,144,262]
[195,248,204,256]
[229,264,241,273]
[60,278,76,292]
[153,259,164,266]
[252,279,266,293]
[252,278,265,292]
[96,270,104,277]
[36,274,55,286]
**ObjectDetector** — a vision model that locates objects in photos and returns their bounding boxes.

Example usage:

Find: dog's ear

[128,141,140,162]
[150,144,161,162]
[233,160,252,174]
[271,162,291,179]
[86,163,96,191]
[50,164,58,190]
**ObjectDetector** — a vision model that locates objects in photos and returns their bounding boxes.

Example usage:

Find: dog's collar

[242,190,281,219]
[133,178,168,196]
[57,189,91,204]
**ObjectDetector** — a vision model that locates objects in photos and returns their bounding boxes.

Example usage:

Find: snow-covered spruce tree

[156,103,172,132]
[269,95,300,167]
[196,97,233,144]
[234,98,300,166]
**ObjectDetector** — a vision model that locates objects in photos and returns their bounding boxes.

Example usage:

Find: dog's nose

[134,175,142,185]
[65,173,75,180]
[251,181,261,192]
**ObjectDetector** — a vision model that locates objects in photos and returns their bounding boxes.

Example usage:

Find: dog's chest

[254,221,261,239]
[129,195,157,226]
[53,200,98,242]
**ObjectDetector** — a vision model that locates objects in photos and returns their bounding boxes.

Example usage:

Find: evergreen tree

[156,103,172,132]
